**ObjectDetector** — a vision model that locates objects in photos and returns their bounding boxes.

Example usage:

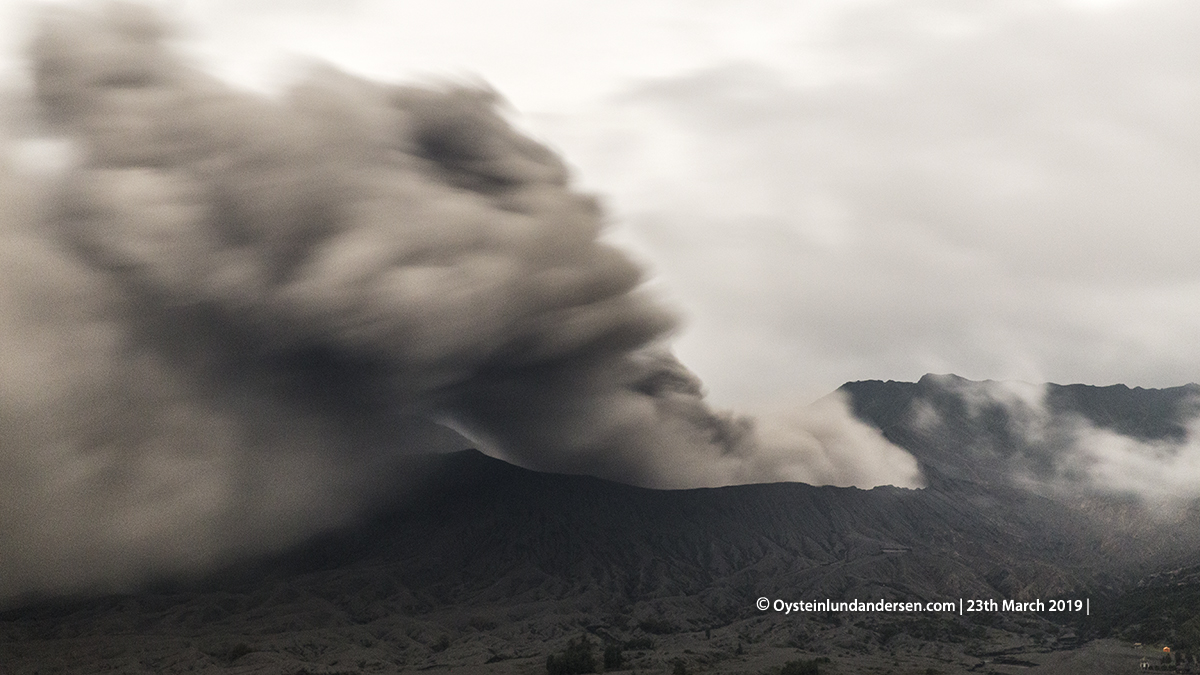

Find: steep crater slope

[6,377,1200,673]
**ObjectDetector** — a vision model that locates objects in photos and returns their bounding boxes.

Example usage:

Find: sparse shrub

[624,637,655,650]
[431,635,451,652]
[787,632,812,649]
[638,617,675,634]
[227,643,252,662]
[546,634,598,675]
[603,643,624,670]
[1180,616,1200,651]
[779,658,821,675]
[469,616,499,631]
[814,612,841,627]
[671,657,688,675]
[969,612,999,627]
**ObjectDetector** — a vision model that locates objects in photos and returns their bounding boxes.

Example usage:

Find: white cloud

[910,377,1200,503]
[530,0,1200,405]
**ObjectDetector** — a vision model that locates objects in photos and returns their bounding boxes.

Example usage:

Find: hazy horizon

[5,0,1195,409]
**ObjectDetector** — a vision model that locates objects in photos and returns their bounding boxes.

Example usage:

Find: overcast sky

[5,0,1198,408]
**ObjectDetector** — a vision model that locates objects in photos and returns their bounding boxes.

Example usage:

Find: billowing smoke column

[0,3,921,601]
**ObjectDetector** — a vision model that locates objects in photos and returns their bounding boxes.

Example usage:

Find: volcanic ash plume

[0,3,921,600]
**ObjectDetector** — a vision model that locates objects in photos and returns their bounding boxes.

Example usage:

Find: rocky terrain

[3,375,1200,674]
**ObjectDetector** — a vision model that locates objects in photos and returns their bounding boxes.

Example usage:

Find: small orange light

[1164,647,1171,653]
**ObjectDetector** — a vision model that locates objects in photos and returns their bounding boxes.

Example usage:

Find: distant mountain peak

[840,374,1200,498]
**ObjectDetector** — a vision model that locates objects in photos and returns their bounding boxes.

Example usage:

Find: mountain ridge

[4,374,1200,673]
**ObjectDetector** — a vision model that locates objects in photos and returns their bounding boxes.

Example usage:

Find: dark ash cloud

[0,3,921,603]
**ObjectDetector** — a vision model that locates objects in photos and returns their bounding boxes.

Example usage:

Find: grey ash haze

[1,0,1199,608]
[0,3,921,603]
